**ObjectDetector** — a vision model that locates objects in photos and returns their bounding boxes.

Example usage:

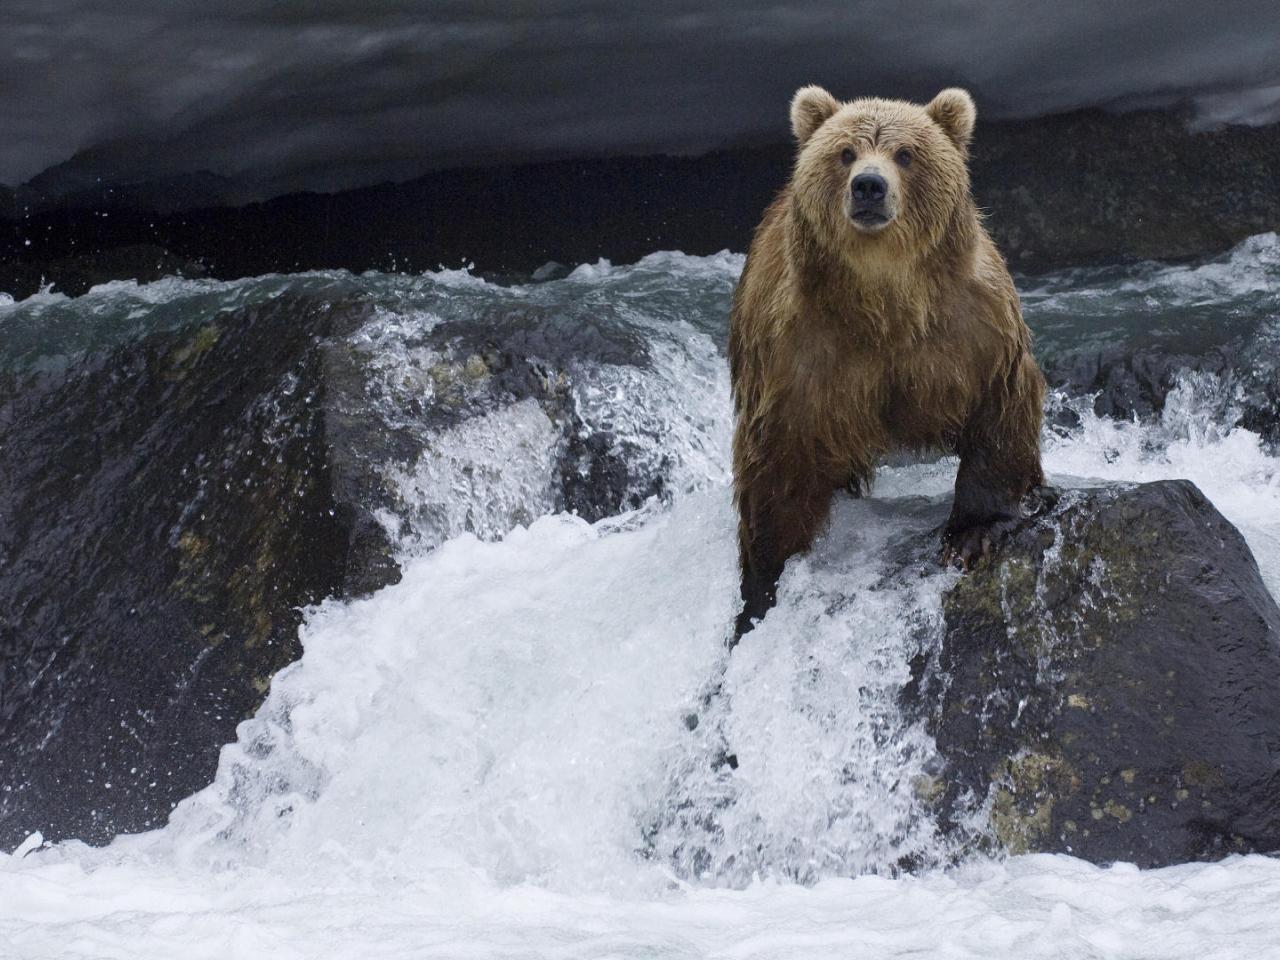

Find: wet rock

[926,480,1280,867]
[1039,342,1280,445]
[0,294,690,849]
[0,297,400,848]
[652,479,1279,880]
[1041,346,1196,421]
[374,308,672,528]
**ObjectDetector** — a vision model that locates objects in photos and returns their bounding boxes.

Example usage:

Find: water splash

[646,497,957,885]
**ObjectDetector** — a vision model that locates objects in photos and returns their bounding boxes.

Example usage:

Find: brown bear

[729,86,1045,640]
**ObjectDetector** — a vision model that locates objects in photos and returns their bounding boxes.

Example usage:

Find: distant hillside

[3,107,1279,299]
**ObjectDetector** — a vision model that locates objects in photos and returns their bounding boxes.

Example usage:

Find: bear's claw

[941,520,1014,571]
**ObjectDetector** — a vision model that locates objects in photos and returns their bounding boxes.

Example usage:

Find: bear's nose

[851,172,888,203]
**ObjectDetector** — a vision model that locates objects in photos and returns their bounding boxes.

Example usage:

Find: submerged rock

[926,480,1280,867]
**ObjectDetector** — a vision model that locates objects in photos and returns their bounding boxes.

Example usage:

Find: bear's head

[788,86,976,264]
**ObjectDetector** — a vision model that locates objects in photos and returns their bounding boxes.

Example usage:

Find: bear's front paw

[941,519,1016,571]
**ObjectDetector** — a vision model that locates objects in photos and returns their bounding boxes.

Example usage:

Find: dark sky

[6,1,1280,196]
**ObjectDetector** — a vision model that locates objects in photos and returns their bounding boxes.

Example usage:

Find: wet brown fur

[730,87,1045,639]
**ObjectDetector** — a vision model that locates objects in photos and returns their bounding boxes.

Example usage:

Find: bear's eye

[895,148,914,168]
[840,148,855,166]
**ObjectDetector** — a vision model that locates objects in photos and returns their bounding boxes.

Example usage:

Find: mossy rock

[930,480,1280,866]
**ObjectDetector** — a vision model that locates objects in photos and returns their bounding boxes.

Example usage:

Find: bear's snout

[849,170,892,229]
[851,172,887,203]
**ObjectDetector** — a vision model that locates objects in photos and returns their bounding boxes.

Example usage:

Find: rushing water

[2,237,1280,958]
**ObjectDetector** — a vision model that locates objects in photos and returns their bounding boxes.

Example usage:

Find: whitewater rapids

[3,237,1280,958]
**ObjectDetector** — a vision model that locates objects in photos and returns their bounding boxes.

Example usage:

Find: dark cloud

[5,1,1280,196]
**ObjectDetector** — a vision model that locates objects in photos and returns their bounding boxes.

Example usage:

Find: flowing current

[3,237,1280,958]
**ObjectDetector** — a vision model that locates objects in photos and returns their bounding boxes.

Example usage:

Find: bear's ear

[790,85,841,146]
[926,88,976,149]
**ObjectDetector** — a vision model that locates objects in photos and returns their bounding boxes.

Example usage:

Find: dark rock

[650,479,1279,880]
[377,307,670,526]
[0,297,401,849]
[1040,346,1191,421]
[0,292,690,850]
[927,480,1280,867]
[1037,340,1280,449]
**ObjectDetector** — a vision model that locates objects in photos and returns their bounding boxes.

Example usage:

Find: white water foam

[384,398,566,549]
[5,849,1280,959]
[1044,381,1280,596]
[645,495,955,886]
[1019,231,1280,305]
